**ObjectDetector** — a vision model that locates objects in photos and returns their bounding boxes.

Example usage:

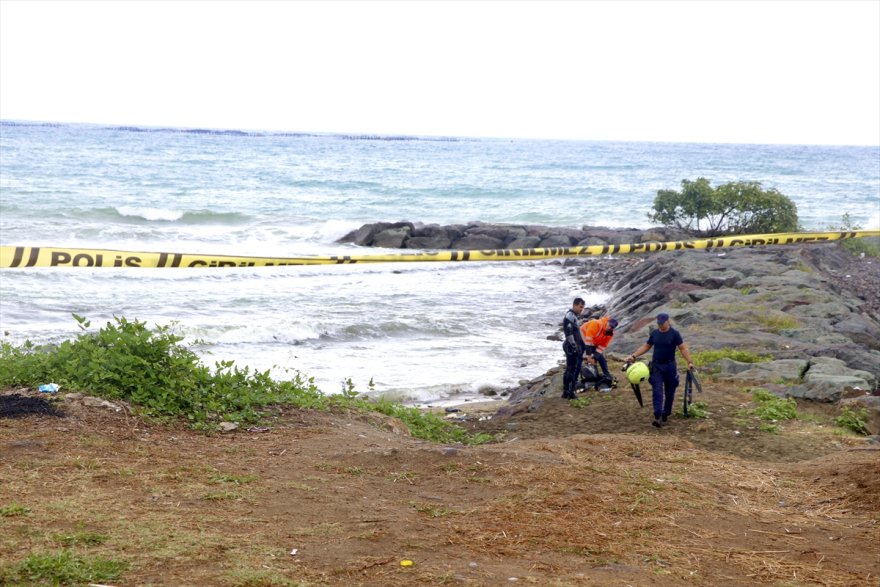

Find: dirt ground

[1,380,878,587]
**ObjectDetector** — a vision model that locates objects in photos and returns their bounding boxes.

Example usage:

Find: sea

[1,121,878,406]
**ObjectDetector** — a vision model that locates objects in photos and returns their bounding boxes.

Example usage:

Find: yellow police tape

[1,230,878,268]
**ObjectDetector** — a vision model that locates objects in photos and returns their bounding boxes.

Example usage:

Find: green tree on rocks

[649,178,799,236]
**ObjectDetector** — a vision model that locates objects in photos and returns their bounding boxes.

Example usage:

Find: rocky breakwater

[337,220,692,250]
[339,222,880,434]
[527,240,880,433]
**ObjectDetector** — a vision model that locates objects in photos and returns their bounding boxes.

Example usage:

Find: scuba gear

[579,363,617,391]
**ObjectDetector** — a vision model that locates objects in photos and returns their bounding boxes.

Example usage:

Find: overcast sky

[1,0,878,145]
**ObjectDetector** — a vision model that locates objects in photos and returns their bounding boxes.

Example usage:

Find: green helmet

[626,361,649,385]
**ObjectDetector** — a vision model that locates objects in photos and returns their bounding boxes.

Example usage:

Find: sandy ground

[1,379,878,587]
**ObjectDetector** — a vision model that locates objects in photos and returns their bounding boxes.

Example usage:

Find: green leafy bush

[750,388,798,421]
[0,315,487,444]
[835,406,870,435]
[0,340,55,386]
[649,178,799,236]
[677,400,709,419]
[1,315,325,429]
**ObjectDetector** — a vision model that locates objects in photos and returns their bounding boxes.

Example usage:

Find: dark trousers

[594,352,610,378]
[563,350,583,398]
[649,362,679,418]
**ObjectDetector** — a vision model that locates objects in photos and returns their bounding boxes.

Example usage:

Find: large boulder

[708,356,875,403]
[708,358,808,383]
[454,234,505,250]
[372,225,413,248]
[538,234,576,248]
[508,236,543,249]
[463,224,527,244]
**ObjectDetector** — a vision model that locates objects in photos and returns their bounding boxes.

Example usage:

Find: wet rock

[373,225,413,248]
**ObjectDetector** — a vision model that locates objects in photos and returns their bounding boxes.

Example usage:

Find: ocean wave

[114,206,249,224]
[116,206,183,221]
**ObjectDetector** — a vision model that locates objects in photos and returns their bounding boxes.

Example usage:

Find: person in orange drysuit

[580,316,618,390]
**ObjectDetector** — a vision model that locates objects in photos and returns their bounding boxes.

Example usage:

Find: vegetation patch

[410,502,456,517]
[0,315,489,444]
[0,503,31,517]
[693,348,772,366]
[835,406,870,436]
[54,529,109,547]
[750,388,798,421]
[754,313,801,333]
[677,400,709,419]
[827,213,880,257]
[0,550,128,586]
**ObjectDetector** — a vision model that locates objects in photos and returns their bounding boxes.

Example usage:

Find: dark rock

[538,234,576,248]
[508,236,543,249]
[373,226,412,248]
[455,234,505,250]
[465,224,526,243]
[407,235,452,249]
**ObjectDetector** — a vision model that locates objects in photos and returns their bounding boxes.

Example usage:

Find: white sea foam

[116,206,184,222]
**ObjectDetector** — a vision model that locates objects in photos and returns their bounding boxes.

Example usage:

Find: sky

[1,0,879,146]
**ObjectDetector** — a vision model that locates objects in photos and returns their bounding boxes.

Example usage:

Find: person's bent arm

[627,343,652,363]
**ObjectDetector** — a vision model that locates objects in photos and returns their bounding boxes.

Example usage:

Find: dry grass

[2,389,878,586]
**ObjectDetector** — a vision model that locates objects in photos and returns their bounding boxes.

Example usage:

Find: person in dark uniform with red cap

[626,312,695,427]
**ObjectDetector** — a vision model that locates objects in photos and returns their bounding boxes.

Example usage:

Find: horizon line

[2,118,879,149]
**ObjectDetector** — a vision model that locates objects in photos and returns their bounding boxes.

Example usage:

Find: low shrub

[835,406,870,435]
[678,400,709,419]
[750,388,798,421]
[0,315,488,444]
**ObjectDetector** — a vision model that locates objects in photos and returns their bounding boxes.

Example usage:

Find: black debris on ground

[0,394,65,419]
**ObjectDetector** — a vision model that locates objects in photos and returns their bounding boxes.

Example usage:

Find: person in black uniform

[626,312,695,427]
[561,297,586,399]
